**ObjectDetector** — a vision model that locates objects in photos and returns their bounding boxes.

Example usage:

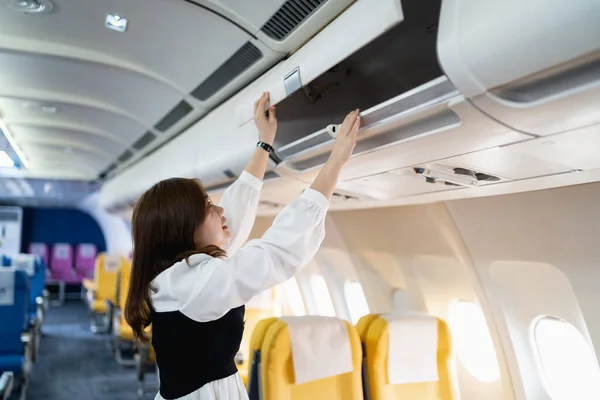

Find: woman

[125,92,361,400]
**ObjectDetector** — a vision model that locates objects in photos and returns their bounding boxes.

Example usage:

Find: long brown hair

[124,177,226,342]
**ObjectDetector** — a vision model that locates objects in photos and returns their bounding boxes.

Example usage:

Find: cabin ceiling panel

[0,97,147,146]
[0,51,183,122]
[0,0,252,91]
[10,125,123,158]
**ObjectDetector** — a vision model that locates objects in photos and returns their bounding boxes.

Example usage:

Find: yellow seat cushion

[365,316,453,400]
[261,318,363,400]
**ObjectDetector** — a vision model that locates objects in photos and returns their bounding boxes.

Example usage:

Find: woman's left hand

[253,92,277,145]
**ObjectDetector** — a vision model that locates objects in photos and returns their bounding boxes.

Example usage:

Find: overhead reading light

[106,14,128,32]
[0,151,15,168]
[414,167,479,187]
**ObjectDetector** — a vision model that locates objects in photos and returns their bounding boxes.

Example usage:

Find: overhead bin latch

[325,124,342,138]
[284,67,302,97]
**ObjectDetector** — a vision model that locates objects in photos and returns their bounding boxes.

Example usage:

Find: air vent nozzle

[261,0,328,41]
[192,42,263,101]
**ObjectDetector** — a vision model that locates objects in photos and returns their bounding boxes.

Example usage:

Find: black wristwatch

[257,141,274,154]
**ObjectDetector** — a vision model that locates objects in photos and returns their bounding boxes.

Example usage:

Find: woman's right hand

[329,109,361,166]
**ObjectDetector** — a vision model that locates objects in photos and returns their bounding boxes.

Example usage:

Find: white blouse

[151,171,329,400]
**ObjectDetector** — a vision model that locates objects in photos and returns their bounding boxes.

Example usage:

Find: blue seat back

[0,269,29,355]
[13,255,43,314]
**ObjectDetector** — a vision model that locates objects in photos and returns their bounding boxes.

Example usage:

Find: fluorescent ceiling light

[0,151,15,168]
[0,118,29,168]
[106,14,128,32]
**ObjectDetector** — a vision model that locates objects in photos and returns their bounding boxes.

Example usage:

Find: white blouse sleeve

[153,188,329,323]
[218,171,263,256]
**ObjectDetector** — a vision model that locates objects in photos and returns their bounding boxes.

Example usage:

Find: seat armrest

[36,296,45,326]
[42,289,50,312]
[21,331,31,345]
[0,372,14,400]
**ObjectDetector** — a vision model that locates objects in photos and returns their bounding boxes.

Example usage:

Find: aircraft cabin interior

[0,0,599,399]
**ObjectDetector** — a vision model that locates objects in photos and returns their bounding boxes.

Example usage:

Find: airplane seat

[33,256,49,313]
[356,313,381,400]
[257,316,363,400]
[0,268,32,392]
[112,260,137,366]
[247,317,278,399]
[13,254,46,362]
[75,244,97,281]
[357,314,380,342]
[50,243,75,282]
[27,243,48,277]
[364,313,453,400]
[47,243,74,305]
[13,255,44,323]
[86,253,121,333]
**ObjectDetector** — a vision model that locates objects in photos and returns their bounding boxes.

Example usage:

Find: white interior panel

[505,123,600,171]
[447,182,600,398]
[337,168,463,200]
[438,0,600,136]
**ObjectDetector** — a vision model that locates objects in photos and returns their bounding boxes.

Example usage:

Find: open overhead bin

[437,0,600,136]
[233,0,535,189]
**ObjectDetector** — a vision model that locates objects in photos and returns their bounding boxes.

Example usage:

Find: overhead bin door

[437,0,600,136]
[273,76,531,185]
[234,0,406,127]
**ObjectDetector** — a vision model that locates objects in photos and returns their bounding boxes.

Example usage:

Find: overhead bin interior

[271,0,443,150]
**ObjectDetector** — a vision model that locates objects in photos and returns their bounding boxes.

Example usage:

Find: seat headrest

[382,313,439,385]
[279,316,354,385]
[14,254,36,277]
[103,254,121,272]
[53,243,72,260]
[78,244,97,258]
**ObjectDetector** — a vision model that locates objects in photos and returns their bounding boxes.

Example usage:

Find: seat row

[246,313,452,400]
[0,254,49,399]
[28,243,97,304]
[82,252,157,394]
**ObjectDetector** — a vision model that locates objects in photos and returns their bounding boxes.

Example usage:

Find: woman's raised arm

[218,92,277,255]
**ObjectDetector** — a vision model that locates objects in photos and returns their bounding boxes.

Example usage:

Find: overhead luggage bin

[437,0,600,136]
[247,0,532,184]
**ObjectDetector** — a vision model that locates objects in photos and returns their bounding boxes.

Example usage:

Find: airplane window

[344,281,369,324]
[447,300,500,382]
[282,277,305,316]
[310,275,335,317]
[532,317,600,400]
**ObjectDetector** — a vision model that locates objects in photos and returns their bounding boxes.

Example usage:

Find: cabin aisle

[26,300,156,400]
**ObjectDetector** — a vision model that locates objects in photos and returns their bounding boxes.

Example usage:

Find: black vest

[151,305,245,399]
